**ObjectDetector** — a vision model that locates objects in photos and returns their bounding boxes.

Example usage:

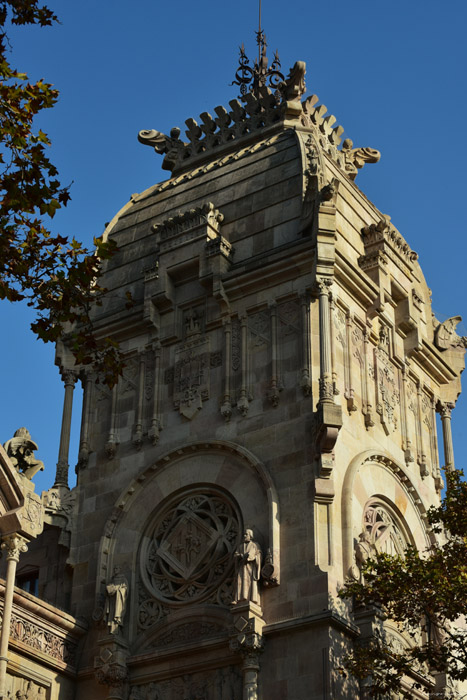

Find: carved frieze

[152,202,224,254]
[0,609,78,666]
[361,216,418,275]
[130,666,242,700]
[140,488,240,606]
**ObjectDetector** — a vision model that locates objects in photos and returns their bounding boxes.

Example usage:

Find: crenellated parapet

[138,60,380,182]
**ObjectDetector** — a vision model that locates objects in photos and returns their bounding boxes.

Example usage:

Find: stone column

[132,351,146,450]
[55,370,77,487]
[237,315,249,417]
[268,301,280,407]
[300,294,311,396]
[0,534,28,699]
[230,603,264,700]
[439,402,455,471]
[221,316,232,421]
[77,372,93,471]
[317,279,333,404]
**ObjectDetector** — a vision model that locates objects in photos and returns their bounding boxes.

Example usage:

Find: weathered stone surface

[2,53,464,700]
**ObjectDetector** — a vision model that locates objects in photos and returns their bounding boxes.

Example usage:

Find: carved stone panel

[140,487,241,606]
[374,345,398,434]
[173,336,210,419]
[248,311,270,349]
[5,674,48,699]
[130,666,242,700]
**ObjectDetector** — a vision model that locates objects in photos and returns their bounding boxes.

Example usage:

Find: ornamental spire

[231,2,285,102]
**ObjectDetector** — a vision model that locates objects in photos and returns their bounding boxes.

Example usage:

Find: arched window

[362,499,410,556]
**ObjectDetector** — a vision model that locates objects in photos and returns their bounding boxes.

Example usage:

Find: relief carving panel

[129,666,241,700]
[173,337,210,419]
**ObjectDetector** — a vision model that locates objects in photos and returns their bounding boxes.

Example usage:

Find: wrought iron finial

[232,31,285,102]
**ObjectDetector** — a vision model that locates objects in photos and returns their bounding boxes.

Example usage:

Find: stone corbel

[230,603,265,700]
[95,636,129,700]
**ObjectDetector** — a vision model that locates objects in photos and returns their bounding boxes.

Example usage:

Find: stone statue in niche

[105,567,129,635]
[3,427,44,480]
[354,531,376,582]
[233,529,262,605]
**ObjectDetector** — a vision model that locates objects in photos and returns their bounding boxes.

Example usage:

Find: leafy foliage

[0,1,124,385]
[340,469,467,698]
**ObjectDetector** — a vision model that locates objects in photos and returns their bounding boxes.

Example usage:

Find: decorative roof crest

[138,18,380,182]
[232,31,285,103]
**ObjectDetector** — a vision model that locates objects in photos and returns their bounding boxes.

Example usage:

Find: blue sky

[1,0,466,494]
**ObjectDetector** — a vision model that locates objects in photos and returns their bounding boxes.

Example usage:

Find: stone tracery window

[363,500,409,556]
[140,486,241,606]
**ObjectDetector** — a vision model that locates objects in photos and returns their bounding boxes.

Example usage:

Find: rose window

[140,487,241,605]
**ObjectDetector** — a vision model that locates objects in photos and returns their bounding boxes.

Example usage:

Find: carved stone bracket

[230,603,265,700]
[314,402,343,479]
[341,139,380,180]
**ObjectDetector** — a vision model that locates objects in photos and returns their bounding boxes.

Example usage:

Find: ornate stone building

[1,40,465,699]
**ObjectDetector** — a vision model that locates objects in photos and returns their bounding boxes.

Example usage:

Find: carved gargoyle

[138,127,186,172]
[341,138,381,180]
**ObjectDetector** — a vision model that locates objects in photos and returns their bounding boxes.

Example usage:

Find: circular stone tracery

[140,487,241,605]
[363,500,408,556]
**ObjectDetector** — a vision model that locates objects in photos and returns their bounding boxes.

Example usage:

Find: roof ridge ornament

[232,32,285,103]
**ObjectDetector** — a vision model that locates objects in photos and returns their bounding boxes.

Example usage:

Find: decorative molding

[152,202,224,252]
[0,607,78,666]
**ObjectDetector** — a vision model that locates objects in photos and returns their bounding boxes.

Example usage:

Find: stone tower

[3,45,465,700]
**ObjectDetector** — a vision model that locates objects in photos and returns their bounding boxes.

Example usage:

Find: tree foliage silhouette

[0,1,126,385]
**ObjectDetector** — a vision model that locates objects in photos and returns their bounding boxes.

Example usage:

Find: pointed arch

[341,450,434,578]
